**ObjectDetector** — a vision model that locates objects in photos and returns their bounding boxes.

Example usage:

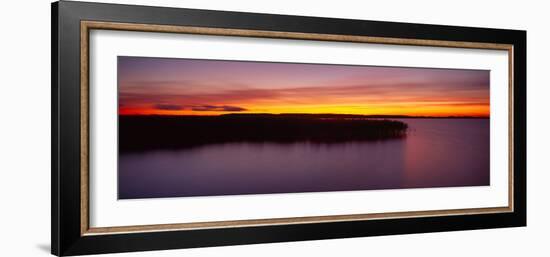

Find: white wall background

[0,0,548,256]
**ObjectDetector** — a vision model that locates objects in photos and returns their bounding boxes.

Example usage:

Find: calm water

[119,119,489,199]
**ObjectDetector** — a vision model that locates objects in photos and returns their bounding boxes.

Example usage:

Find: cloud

[153,103,247,112]
[121,69,489,113]
[154,104,184,110]
[191,105,247,112]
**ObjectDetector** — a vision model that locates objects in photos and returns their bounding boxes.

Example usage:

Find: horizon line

[118,113,490,118]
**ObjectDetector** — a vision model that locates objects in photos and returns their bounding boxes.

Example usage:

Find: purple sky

[118,56,490,116]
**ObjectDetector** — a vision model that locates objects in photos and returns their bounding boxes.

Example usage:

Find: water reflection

[118,119,489,199]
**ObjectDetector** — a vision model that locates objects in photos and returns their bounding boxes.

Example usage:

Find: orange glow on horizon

[119,103,490,117]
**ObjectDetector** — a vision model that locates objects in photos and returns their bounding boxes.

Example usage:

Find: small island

[119,114,409,152]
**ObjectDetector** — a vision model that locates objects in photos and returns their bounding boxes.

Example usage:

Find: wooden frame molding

[79,20,515,236]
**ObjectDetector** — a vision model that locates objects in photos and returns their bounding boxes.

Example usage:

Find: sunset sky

[118,56,490,117]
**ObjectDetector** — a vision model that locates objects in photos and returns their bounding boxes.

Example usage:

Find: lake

[118,118,489,199]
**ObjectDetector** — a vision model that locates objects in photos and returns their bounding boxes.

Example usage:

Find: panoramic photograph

[117,56,490,199]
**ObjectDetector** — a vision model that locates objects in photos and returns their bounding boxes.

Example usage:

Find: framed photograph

[52,1,526,256]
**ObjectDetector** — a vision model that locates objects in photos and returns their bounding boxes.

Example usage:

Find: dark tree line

[119,114,408,152]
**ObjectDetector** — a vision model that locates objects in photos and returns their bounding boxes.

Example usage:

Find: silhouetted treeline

[119,114,408,152]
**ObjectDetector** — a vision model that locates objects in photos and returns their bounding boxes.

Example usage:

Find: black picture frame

[52,1,526,256]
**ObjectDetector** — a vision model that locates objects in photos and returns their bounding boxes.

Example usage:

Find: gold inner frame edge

[80,20,515,236]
